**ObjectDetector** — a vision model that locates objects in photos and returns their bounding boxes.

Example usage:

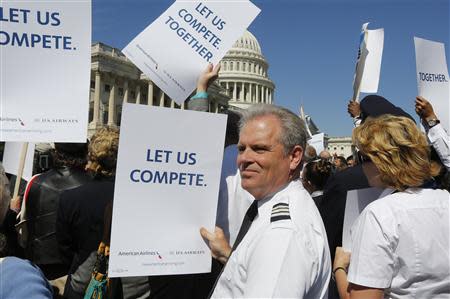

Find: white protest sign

[307,133,325,153]
[2,142,35,181]
[123,0,260,105]
[300,105,312,138]
[109,104,227,277]
[0,0,91,142]
[352,23,384,101]
[414,37,450,132]
[342,187,389,251]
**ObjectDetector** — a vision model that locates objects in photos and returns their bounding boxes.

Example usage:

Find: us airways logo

[0,117,25,126]
[34,118,79,124]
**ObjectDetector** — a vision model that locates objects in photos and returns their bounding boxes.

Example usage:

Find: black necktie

[232,200,259,251]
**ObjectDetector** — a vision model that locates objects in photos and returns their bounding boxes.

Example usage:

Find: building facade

[327,136,354,158]
[88,43,230,134]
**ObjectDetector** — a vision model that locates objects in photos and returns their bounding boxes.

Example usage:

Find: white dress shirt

[348,188,450,298]
[212,180,331,299]
[426,123,450,170]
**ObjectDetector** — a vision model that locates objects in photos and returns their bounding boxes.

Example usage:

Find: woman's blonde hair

[86,127,120,178]
[353,115,440,191]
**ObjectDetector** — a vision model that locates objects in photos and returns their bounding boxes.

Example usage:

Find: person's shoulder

[0,257,53,298]
[271,182,322,229]
[325,165,369,192]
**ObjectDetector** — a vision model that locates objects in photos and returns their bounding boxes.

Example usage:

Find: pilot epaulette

[271,203,290,222]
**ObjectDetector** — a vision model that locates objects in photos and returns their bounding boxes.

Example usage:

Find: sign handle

[13,142,28,199]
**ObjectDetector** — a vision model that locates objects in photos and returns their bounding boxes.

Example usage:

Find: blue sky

[93,0,449,136]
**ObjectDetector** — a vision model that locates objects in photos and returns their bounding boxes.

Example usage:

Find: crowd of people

[1,64,449,299]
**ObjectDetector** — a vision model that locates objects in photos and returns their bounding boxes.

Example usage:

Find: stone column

[170,99,175,108]
[256,85,260,103]
[147,81,154,106]
[159,90,165,107]
[239,83,244,102]
[108,80,116,126]
[269,90,273,103]
[92,71,101,126]
[136,85,141,104]
[123,80,129,104]
[266,87,269,104]
[249,83,253,103]
[262,86,266,103]
[233,82,237,100]
[226,82,229,96]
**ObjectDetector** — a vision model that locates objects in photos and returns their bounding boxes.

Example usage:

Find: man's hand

[200,226,231,264]
[415,96,438,121]
[347,100,361,118]
[334,247,351,270]
[197,63,221,93]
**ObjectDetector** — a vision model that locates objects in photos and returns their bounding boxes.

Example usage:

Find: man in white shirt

[201,104,331,298]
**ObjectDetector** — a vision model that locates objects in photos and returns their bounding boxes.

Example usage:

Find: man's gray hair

[0,163,11,224]
[239,104,308,154]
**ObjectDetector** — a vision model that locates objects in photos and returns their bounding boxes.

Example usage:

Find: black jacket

[24,167,91,278]
[56,178,115,299]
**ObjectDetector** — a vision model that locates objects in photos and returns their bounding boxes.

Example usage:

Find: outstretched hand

[200,226,231,264]
[197,63,221,93]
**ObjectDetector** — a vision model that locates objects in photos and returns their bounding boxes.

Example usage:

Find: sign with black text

[123,0,260,105]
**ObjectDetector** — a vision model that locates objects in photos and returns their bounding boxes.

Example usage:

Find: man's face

[237,115,294,200]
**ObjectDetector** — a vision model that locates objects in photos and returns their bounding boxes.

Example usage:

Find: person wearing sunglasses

[333,114,449,299]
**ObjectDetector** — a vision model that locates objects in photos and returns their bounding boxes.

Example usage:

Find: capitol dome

[218,31,275,110]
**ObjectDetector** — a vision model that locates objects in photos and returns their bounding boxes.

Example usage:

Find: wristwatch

[427,118,440,128]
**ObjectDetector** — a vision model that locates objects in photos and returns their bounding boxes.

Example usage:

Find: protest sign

[123,0,260,105]
[352,23,384,101]
[109,103,227,277]
[414,37,450,132]
[342,187,390,251]
[307,133,325,153]
[0,0,91,142]
[2,142,35,181]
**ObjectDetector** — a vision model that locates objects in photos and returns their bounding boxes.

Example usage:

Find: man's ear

[289,145,303,171]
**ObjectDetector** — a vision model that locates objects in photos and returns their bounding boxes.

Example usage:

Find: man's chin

[240,179,254,191]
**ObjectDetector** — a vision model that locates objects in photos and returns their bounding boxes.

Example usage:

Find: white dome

[231,31,262,54]
[218,31,275,110]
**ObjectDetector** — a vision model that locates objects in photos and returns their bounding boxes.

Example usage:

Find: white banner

[0,0,91,142]
[307,133,325,153]
[109,104,227,277]
[2,142,35,181]
[414,37,450,133]
[353,23,384,100]
[342,187,388,251]
[123,0,260,105]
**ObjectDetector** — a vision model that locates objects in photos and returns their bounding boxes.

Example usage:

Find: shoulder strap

[271,203,290,222]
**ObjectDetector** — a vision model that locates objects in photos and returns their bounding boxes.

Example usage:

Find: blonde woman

[334,115,449,299]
